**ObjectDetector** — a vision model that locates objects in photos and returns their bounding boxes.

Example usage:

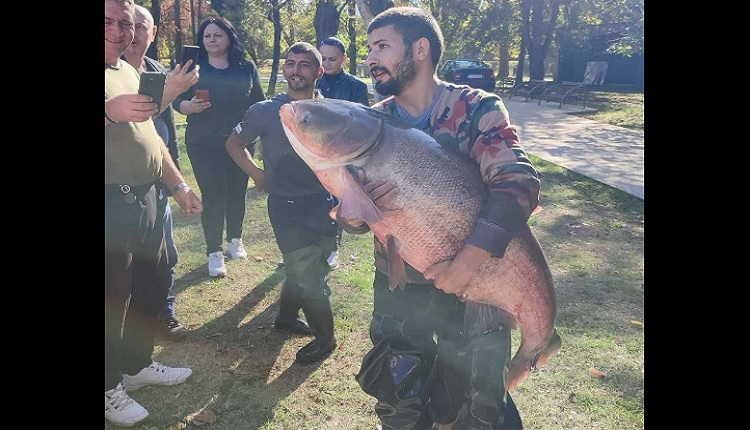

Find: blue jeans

[158,193,179,321]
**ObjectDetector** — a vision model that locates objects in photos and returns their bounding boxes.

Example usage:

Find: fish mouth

[280,101,386,172]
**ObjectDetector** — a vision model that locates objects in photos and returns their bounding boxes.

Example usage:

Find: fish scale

[280,98,561,391]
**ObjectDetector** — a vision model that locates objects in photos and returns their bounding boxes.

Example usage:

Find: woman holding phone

[173,16,266,278]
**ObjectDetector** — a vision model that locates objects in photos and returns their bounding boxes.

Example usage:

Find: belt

[104,181,158,204]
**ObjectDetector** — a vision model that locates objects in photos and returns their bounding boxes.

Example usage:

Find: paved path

[502,97,644,200]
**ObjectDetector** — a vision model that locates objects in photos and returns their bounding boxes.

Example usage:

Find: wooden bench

[495,77,516,94]
[508,80,551,102]
[537,81,590,109]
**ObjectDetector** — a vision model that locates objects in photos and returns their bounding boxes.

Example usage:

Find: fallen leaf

[588,367,608,379]
[192,409,216,426]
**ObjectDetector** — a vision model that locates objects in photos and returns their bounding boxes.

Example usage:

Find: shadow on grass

[145,269,330,428]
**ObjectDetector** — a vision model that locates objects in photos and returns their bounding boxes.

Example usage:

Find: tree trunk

[520,0,561,81]
[174,0,184,63]
[148,0,161,60]
[189,0,196,43]
[499,44,510,78]
[354,0,393,26]
[515,36,526,83]
[347,0,357,75]
[268,4,283,95]
[314,0,341,46]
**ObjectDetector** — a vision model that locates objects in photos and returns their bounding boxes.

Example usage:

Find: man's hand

[250,170,266,193]
[105,94,158,124]
[423,244,491,299]
[172,187,203,214]
[163,62,199,110]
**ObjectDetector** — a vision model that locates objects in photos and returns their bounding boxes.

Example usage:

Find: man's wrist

[104,109,118,124]
[171,182,189,193]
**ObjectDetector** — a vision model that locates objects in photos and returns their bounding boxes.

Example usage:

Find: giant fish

[279,98,561,391]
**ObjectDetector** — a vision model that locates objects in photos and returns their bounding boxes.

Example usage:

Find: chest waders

[356,273,523,429]
[281,241,337,364]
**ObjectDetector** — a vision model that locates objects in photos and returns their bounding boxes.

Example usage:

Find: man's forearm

[159,142,186,190]
[226,133,263,179]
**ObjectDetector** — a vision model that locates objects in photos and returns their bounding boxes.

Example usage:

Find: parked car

[437,59,496,92]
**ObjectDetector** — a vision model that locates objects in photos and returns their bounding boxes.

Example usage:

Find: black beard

[373,50,416,97]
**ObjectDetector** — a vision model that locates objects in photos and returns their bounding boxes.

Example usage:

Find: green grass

[576,91,644,131]
[104,97,643,429]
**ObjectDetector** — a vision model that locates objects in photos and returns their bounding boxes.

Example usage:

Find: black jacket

[316,71,370,106]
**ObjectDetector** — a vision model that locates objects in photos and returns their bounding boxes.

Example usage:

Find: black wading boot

[273,286,313,336]
[296,294,337,364]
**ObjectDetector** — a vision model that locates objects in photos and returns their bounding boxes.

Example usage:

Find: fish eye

[301,112,311,125]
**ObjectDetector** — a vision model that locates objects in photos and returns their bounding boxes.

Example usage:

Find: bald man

[122,4,199,341]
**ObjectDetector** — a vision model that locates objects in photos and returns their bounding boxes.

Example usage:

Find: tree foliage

[138,0,643,84]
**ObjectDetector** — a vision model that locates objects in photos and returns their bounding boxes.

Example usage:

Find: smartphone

[181,45,200,72]
[138,71,166,113]
[195,89,210,102]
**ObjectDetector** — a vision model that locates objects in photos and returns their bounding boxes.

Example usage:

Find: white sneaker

[105,382,149,426]
[226,238,248,260]
[327,250,340,270]
[208,251,226,277]
[121,361,193,391]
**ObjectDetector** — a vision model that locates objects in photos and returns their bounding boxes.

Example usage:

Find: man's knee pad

[356,335,435,429]
[429,328,512,427]
[282,245,330,298]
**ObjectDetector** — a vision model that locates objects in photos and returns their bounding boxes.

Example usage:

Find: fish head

[279,98,384,173]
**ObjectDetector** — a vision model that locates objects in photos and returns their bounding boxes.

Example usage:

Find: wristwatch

[105,109,118,124]
[171,182,189,193]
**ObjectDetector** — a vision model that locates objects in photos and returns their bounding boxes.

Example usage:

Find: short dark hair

[367,6,444,68]
[287,42,322,69]
[320,36,346,54]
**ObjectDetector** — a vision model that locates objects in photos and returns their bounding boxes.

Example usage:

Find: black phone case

[139,71,166,113]
[181,45,200,72]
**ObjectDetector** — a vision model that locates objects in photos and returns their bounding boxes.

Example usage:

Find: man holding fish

[339,7,540,430]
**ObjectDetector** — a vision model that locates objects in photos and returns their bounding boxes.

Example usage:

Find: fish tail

[531,329,562,369]
[507,330,562,391]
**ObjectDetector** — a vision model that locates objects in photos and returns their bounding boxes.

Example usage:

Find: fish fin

[339,166,383,224]
[531,329,562,369]
[463,302,517,337]
[328,204,340,221]
[507,329,562,391]
[386,234,407,291]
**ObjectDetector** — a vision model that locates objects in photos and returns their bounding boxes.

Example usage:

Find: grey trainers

[105,382,149,426]
[121,361,192,391]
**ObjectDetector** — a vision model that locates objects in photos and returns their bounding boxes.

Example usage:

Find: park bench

[495,77,516,94]
[508,79,551,102]
[537,81,590,109]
